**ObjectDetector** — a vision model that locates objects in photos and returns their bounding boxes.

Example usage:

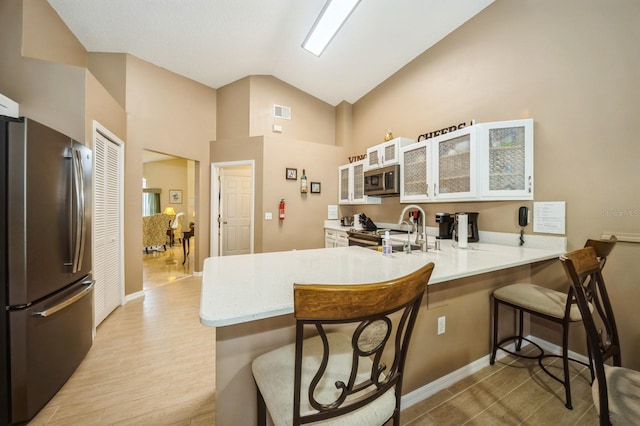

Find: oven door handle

[348,237,379,246]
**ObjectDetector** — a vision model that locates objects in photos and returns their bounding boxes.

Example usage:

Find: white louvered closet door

[93,128,123,326]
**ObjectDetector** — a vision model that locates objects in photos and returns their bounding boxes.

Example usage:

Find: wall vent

[273,104,291,120]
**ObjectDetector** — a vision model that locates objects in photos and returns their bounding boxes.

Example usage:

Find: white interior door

[93,122,123,327]
[221,166,252,256]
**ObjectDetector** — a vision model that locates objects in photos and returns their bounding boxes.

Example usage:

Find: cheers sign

[417,120,473,141]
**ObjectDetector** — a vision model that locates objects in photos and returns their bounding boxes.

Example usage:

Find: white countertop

[200,236,566,327]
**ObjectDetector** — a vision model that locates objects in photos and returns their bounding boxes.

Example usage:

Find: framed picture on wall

[286,168,297,180]
[310,182,321,193]
[169,189,183,204]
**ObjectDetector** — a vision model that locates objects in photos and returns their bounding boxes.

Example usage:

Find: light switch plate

[265,212,273,220]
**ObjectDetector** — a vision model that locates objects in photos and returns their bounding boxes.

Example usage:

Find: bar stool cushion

[593,367,640,424]
[252,332,396,426]
[493,283,584,321]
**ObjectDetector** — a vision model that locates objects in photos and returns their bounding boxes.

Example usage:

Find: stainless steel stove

[347,229,383,247]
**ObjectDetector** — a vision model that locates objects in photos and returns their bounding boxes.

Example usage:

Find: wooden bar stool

[490,236,617,409]
[561,246,640,425]
[252,263,435,425]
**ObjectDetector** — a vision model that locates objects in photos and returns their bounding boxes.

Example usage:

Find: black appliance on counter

[453,212,480,242]
[435,212,454,239]
[1,116,94,425]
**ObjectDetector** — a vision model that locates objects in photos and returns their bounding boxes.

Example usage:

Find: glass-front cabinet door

[338,164,351,204]
[338,160,380,205]
[400,140,431,202]
[432,126,477,200]
[366,137,413,170]
[478,118,533,200]
[351,161,366,202]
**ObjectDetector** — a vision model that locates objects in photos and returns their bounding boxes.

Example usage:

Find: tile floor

[29,247,599,425]
[142,240,195,291]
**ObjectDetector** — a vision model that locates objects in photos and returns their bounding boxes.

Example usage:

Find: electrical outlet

[437,316,446,335]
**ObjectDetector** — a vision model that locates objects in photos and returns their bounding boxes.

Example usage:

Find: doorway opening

[142,150,197,290]
[211,160,255,257]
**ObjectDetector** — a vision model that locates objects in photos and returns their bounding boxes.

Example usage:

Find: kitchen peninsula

[200,236,566,425]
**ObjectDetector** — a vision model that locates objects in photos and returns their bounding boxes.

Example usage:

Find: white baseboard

[401,335,588,409]
[124,290,145,303]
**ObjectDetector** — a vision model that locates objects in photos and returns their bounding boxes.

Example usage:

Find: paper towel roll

[458,213,468,248]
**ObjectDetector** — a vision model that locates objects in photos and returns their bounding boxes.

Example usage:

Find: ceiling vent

[273,104,291,120]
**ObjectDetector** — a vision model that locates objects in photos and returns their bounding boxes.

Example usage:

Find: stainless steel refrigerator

[1,116,94,425]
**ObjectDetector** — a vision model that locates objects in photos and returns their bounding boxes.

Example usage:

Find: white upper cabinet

[398,119,534,203]
[432,126,478,200]
[366,137,414,170]
[338,160,381,205]
[400,140,433,202]
[400,126,477,202]
[477,118,534,200]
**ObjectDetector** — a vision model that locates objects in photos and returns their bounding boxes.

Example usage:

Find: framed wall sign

[286,168,297,180]
[311,182,321,193]
[169,189,183,204]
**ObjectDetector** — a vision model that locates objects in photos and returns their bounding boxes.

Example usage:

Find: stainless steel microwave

[364,164,400,196]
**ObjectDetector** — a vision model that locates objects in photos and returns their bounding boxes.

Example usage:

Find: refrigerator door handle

[71,148,86,273]
[31,280,94,318]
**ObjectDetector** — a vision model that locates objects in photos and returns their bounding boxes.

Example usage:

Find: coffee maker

[453,212,480,242]
[435,213,454,239]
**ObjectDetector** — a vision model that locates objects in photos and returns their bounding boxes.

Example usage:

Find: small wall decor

[169,189,183,204]
[310,182,321,194]
[286,168,297,180]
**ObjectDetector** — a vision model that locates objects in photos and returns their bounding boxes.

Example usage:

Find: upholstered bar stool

[252,263,434,426]
[490,236,617,409]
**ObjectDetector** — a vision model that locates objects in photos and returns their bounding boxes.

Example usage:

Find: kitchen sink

[391,243,422,253]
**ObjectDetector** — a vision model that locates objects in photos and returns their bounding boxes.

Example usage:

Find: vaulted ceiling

[48,0,494,106]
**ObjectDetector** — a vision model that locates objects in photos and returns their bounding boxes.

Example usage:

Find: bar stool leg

[490,298,499,365]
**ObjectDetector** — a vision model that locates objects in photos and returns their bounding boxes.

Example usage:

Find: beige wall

[217,75,336,145]
[143,159,190,215]
[334,101,353,148]
[88,53,127,109]
[214,75,341,252]
[124,55,216,294]
[85,72,127,145]
[211,135,342,253]
[211,137,265,252]
[216,77,250,140]
[350,0,640,370]
[261,136,342,252]
[249,76,335,145]
[1,0,214,297]
[22,0,86,67]
[0,0,87,141]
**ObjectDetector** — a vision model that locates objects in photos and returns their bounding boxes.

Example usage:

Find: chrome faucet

[398,204,428,252]
[402,221,413,254]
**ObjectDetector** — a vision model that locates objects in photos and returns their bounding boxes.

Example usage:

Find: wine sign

[348,154,367,163]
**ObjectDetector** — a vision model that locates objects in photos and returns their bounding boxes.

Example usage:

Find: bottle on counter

[382,231,392,257]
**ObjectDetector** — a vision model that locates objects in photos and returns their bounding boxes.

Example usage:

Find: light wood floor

[29,255,599,425]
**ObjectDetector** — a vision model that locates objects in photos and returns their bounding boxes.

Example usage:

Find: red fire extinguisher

[279,199,285,220]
